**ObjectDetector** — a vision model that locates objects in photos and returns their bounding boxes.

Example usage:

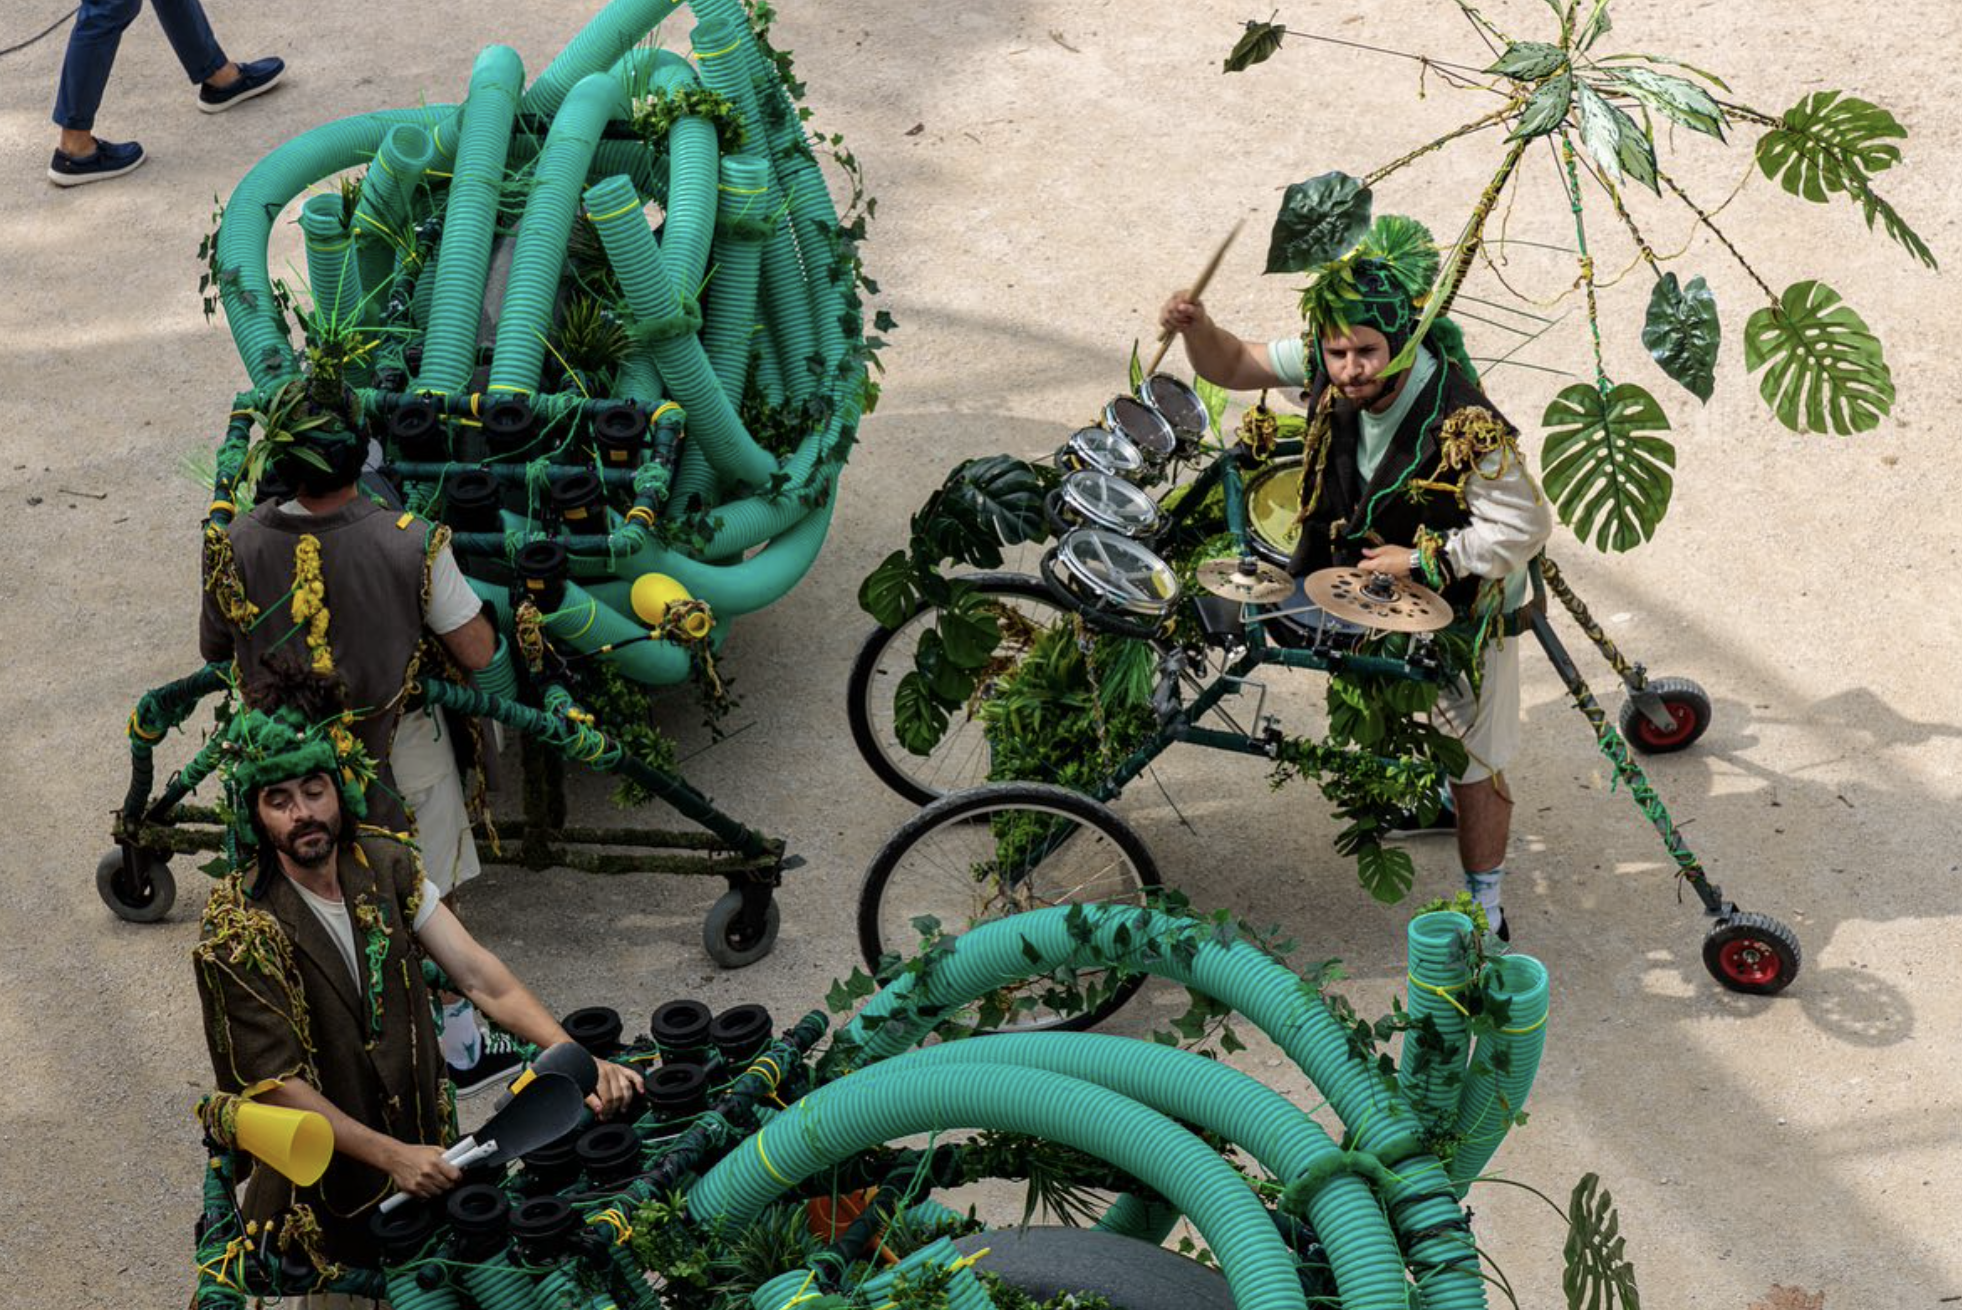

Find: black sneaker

[448,1048,525,1099]
[47,138,146,187]
[1382,799,1458,840]
[198,57,286,113]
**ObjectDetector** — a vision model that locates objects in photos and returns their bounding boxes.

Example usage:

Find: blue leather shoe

[198,57,286,113]
[48,138,146,187]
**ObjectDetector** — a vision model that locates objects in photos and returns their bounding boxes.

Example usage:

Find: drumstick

[1146,216,1246,377]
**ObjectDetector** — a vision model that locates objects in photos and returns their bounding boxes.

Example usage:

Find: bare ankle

[204,62,241,89]
[57,130,95,157]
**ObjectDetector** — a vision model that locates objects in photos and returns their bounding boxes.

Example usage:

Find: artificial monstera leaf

[1756,90,1905,200]
[1563,1173,1642,1310]
[1509,72,1574,142]
[1577,82,1657,192]
[1540,381,1676,553]
[912,628,976,705]
[1266,172,1372,275]
[1744,280,1895,435]
[1485,40,1567,82]
[892,671,950,757]
[1223,19,1285,73]
[947,455,1051,547]
[1640,273,1720,403]
[1356,842,1415,905]
[858,550,919,628]
[1612,67,1725,140]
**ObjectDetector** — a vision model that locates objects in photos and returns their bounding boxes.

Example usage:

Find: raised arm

[1158,290,1288,391]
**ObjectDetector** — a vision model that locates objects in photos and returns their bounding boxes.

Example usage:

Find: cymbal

[1303,568,1453,632]
[1195,557,1294,603]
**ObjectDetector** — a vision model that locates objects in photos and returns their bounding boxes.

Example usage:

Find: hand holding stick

[1146,217,1245,376]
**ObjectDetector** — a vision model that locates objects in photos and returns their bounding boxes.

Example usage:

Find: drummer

[1159,252,1551,940]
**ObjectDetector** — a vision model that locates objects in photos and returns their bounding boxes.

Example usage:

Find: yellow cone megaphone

[233,1100,335,1186]
[630,572,691,628]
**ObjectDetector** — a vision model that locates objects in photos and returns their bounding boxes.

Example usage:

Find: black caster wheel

[96,847,176,923]
[702,890,780,969]
[1621,676,1712,754]
[1703,911,1801,995]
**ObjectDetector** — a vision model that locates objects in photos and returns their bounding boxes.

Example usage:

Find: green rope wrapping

[1539,555,1643,686]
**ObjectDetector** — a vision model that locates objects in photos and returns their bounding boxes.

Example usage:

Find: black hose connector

[594,404,649,470]
[710,1005,774,1067]
[515,540,569,613]
[483,397,537,455]
[370,1201,438,1265]
[562,1006,625,1057]
[511,1196,578,1258]
[387,397,445,461]
[551,469,607,530]
[444,1183,511,1253]
[650,999,713,1066]
[519,1130,584,1194]
[643,1063,709,1122]
[575,1123,643,1185]
[444,469,503,532]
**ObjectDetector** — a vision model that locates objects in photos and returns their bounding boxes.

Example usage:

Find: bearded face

[1320,325,1399,409]
[255,772,344,870]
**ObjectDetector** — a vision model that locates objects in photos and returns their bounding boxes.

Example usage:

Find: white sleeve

[413,878,444,931]
[425,546,483,635]
[1266,336,1309,387]
[1443,449,1554,582]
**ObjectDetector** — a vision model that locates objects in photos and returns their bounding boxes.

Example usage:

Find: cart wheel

[1702,911,1801,995]
[846,574,1073,806]
[1620,676,1712,754]
[858,782,1162,1032]
[702,891,781,969]
[96,847,176,923]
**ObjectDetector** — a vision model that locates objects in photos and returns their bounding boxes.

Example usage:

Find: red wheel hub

[1638,701,1697,747]
[1717,935,1782,987]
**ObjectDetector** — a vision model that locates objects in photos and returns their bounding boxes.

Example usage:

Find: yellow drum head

[1245,459,1303,561]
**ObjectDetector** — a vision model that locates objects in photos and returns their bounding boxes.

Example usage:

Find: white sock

[1464,865,1505,931]
[438,997,483,1069]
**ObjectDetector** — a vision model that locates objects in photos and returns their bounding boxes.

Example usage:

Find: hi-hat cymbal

[1304,568,1453,632]
[1195,557,1294,603]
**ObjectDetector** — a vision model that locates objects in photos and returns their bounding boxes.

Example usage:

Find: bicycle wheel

[846,573,1074,806]
[857,782,1162,1032]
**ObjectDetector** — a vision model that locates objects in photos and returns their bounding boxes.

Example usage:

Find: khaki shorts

[1430,632,1520,786]
[392,712,481,896]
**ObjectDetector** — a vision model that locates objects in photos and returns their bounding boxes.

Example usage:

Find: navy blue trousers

[52,0,228,130]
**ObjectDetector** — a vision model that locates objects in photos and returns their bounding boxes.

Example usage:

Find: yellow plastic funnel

[233,1101,335,1186]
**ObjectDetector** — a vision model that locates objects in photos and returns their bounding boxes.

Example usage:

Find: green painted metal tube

[1447,953,1550,1189]
[350,122,435,310]
[844,1035,1412,1310]
[583,173,777,487]
[488,74,629,397]
[688,1063,1309,1310]
[1400,911,1477,1131]
[523,0,687,119]
[215,104,455,385]
[298,194,362,332]
[415,46,525,395]
[542,578,691,685]
[701,156,772,397]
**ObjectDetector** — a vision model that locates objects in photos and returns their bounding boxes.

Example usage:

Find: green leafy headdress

[215,703,376,877]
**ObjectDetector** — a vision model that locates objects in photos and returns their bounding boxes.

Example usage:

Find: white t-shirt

[292,876,442,988]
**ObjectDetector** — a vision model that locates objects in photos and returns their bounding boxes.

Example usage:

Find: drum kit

[1041,368,1453,647]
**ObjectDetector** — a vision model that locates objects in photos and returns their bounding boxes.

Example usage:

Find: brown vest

[200,498,436,827]
[192,836,452,1266]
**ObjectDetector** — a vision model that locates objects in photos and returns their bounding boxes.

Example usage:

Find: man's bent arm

[260,1077,460,1197]
[438,612,496,672]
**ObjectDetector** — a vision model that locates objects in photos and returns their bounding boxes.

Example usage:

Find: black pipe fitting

[515,540,569,613]
[710,1005,774,1067]
[650,999,713,1067]
[444,469,503,532]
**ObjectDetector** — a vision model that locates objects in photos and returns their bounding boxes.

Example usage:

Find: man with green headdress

[192,661,641,1273]
[1160,231,1551,939]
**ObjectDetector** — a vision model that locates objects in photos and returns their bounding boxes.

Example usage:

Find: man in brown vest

[193,663,641,1280]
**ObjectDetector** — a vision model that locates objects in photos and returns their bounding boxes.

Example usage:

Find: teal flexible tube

[857,1238,991,1310]
[298,194,362,332]
[473,634,519,698]
[593,488,834,617]
[415,46,524,395]
[583,174,777,487]
[688,1063,1309,1310]
[664,117,720,299]
[542,579,692,685]
[670,440,718,512]
[1447,953,1550,1190]
[523,0,687,118]
[350,122,435,309]
[843,1035,1412,1310]
[752,324,785,404]
[701,156,772,396]
[1400,912,1477,1132]
[488,74,629,397]
[616,351,663,407]
[215,103,455,385]
[409,248,441,332]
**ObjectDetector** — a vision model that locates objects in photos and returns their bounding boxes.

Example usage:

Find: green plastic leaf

[1852,184,1937,270]
[1640,273,1719,402]
[1193,375,1229,435]
[1596,52,1730,93]
[945,455,1051,548]
[1509,73,1573,142]
[1128,339,1145,394]
[892,671,950,756]
[937,604,1003,669]
[1563,1173,1642,1310]
[1575,0,1612,51]
[1358,214,1440,298]
[1611,68,1726,140]
[1265,172,1373,275]
[1485,41,1567,82]
[1743,280,1895,435]
[1577,83,1657,192]
[1223,20,1285,73]
[1757,91,1905,201]
[1540,381,1677,553]
[912,628,976,704]
[858,550,919,628]
[1356,843,1415,905]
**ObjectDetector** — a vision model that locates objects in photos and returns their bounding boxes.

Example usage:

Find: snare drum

[1104,395,1178,469]
[1136,373,1209,454]
[1256,578,1371,653]
[1057,424,1147,479]
[1242,457,1304,568]
[1051,470,1165,539]
[1045,528,1181,624]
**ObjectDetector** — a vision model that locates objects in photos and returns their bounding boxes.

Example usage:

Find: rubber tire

[1620,676,1712,755]
[949,1228,1232,1310]
[1703,911,1801,995]
[857,781,1161,1032]
[96,847,176,923]
[702,890,781,969]
[846,573,1073,807]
